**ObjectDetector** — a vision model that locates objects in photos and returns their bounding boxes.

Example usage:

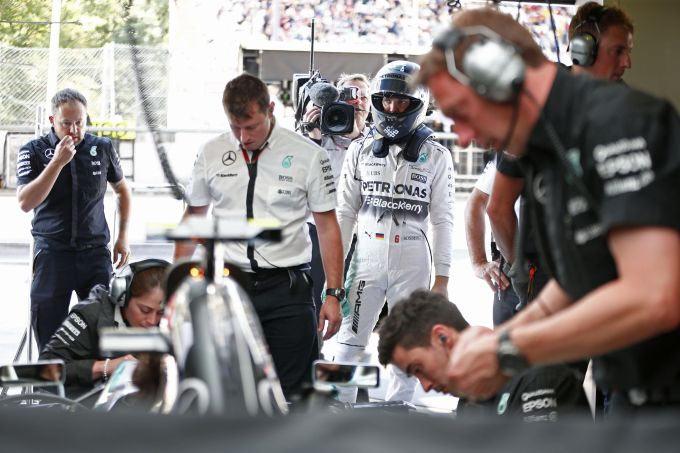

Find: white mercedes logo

[45,148,55,159]
[222,150,236,166]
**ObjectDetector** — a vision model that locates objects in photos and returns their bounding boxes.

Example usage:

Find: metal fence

[0,44,168,128]
[0,127,485,192]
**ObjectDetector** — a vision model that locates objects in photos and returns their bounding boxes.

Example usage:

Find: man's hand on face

[447,326,507,400]
[53,135,77,167]
[303,105,323,141]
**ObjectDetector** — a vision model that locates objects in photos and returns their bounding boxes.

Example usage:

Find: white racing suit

[334,132,454,402]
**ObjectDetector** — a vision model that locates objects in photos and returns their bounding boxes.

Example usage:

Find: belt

[245,264,310,281]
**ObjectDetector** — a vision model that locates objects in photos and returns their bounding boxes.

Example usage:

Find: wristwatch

[497,330,529,377]
[325,288,346,300]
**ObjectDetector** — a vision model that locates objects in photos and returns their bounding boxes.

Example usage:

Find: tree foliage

[0,0,168,48]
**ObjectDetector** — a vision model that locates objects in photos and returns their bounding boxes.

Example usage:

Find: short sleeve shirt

[187,123,337,270]
[474,160,496,195]
[524,67,680,389]
[16,129,124,250]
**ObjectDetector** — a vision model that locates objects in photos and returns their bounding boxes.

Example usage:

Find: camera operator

[302,73,371,182]
[301,73,371,316]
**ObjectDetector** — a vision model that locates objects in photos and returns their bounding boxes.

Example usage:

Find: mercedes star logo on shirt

[222,150,237,166]
[44,148,55,159]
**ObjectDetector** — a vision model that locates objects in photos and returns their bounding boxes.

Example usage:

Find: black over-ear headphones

[109,258,171,307]
[569,5,608,67]
[432,26,526,103]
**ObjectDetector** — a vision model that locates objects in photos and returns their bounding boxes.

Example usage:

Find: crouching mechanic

[39,259,170,395]
[334,61,454,402]
[378,290,590,421]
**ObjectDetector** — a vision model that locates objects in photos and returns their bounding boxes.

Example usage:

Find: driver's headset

[568,5,608,67]
[109,258,171,307]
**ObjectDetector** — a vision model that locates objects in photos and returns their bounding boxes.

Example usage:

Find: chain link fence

[0,43,168,128]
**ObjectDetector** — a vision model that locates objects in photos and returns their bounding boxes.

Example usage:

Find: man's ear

[268,101,275,117]
[430,324,453,349]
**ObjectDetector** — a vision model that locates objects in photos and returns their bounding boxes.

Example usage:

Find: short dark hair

[568,2,634,41]
[222,73,271,119]
[377,290,469,366]
[51,88,87,114]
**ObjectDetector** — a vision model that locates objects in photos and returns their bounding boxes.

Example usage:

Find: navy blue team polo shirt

[16,129,124,251]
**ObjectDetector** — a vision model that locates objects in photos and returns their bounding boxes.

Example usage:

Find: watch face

[326,288,345,299]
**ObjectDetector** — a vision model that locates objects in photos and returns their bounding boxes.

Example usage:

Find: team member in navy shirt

[16,88,131,348]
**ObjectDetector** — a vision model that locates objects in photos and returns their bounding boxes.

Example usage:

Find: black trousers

[31,246,112,350]
[308,222,357,316]
[493,285,521,327]
[308,223,324,315]
[243,267,318,400]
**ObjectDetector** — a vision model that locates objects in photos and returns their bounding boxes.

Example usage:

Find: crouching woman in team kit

[39,259,170,395]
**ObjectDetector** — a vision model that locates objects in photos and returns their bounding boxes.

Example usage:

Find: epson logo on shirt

[69,313,87,330]
[277,189,292,196]
[522,397,557,413]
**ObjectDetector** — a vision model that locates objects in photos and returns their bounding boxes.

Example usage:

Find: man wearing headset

[419,8,680,412]
[334,60,454,403]
[39,259,170,394]
[568,2,634,82]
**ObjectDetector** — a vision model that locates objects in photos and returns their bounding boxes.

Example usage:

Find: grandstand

[1,1,576,191]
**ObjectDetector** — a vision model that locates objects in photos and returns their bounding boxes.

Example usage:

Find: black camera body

[294,71,355,136]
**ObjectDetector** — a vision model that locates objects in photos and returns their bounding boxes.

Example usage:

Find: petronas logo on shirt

[566,148,582,176]
[90,146,98,157]
[282,155,293,168]
[417,151,429,164]
[497,392,510,415]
